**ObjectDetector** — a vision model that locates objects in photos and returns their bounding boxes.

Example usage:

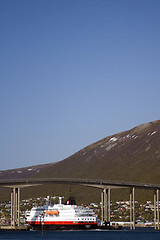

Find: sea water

[0,229,160,240]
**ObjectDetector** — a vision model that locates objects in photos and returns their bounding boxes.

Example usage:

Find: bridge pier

[157,189,160,230]
[101,190,104,223]
[154,189,160,230]
[11,188,20,227]
[101,188,111,225]
[130,187,135,230]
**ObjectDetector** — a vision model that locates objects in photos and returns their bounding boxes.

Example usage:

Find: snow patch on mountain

[109,137,118,142]
[150,131,157,136]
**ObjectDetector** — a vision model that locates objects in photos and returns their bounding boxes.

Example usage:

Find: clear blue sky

[0,0,160,170]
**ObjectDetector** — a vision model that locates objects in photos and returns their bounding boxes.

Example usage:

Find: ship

[25,196,98,230]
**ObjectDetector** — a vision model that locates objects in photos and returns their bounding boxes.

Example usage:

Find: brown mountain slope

[34,120,160,184]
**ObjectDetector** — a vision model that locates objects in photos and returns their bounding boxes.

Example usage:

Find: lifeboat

[46,210,59,215]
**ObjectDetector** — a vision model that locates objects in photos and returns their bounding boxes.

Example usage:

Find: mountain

[34,120,160,183]
[0,120,160,203]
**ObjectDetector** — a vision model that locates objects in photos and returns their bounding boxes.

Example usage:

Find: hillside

[0,120,160,203]
[34,120,160,183]
[0,163,56,180]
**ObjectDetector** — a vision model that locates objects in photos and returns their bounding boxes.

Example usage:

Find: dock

[0,225,30,231]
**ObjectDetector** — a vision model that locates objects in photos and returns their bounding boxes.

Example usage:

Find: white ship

[26,196,98,230]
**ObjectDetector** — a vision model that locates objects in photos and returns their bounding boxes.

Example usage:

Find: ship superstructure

[26,196,98,230]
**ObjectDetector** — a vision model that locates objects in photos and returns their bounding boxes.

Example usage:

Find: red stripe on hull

[27,221,98,226]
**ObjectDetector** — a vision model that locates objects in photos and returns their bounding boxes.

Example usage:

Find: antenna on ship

[46,196,50,206]
[59,196,64,204]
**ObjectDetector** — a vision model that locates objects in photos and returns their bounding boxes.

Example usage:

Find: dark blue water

[1,230,160,240]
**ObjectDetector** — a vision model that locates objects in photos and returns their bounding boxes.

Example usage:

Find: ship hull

[29,222,98,231]
[29,223,122,231]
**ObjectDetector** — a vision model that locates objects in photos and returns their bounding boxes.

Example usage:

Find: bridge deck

[0,178,160,190]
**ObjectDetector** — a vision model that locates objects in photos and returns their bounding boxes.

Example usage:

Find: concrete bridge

[0,178,160,230]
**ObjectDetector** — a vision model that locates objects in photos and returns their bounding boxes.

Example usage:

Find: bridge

[0,178,160,230]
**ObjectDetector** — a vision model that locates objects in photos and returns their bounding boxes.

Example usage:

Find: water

[1,230,160,240]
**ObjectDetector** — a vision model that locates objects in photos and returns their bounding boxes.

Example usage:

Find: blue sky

[0,0,160,170]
